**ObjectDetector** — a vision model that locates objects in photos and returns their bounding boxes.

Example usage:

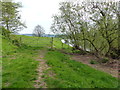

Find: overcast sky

[14,0,119,34]
[14,0,65,34]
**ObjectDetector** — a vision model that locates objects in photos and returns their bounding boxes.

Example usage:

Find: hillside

[2,35,119,88]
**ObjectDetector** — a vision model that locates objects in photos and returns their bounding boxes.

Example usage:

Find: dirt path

[34,50,49,88]
[71,54,119,78]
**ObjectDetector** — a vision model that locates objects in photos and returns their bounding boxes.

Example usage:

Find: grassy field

[2,35,69,88]
[44,51,118,88]
[2,37,40,88]
[2,35,119,88]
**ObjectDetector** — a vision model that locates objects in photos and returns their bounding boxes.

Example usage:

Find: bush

[101,58,109,63]
[12,39,20,46]
[90,60,98,64]
[110,51,118,59]
[2,26,11,38]
[48,48,55,51]
[72,50,80,53]
[72,50,87,55]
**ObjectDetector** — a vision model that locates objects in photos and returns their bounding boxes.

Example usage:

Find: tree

[33,25,45,37]
[51,1,119,59]
[84,2,118,57]
[51,2,84,50]
[1,0,26,38]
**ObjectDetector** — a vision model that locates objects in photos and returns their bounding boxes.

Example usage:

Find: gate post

[51,37,53,49]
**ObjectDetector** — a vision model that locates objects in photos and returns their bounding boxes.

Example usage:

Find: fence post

[62,42,63,49]
[68,43,69,49]
[51,37,53,49]
[38,37,39,46]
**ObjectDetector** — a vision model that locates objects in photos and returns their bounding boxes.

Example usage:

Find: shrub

[72,50,80,53]
[72,50,87,55]
[12,39,20,46]
[90,60,98,64]
[48,48,55,51]
[101,58,109,63]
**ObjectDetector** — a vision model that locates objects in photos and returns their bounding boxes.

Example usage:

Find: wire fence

[19,36,52,47]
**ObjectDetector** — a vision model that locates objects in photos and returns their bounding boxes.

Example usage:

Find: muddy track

[71,54,119,78]
[34,50,49,88]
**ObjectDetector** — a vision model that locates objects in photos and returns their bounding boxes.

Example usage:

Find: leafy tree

[84,2,118,57]
[1,1,26,38]
[51,1,119,59]
[33,25,45,37]
[51,2,84,50]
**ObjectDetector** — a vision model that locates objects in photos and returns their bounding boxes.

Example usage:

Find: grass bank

[2,38,40,88]
[2,35,119,88]
[44,50,119,88]
[2,35,69,88]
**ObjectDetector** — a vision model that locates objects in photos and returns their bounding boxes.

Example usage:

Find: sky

[13,0,119,34]
[14,0,65,34]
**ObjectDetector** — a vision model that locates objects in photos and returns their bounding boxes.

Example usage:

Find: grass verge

[44,50,119,88]
[2,36,43,88]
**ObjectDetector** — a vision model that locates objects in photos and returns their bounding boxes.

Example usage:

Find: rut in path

[34,50,49,88]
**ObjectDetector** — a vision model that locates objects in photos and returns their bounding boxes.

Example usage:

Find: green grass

[2,35,119,88]
[2,38,41,88]
[44,50,118,88]
[2,35,69,88]
[0,35,2,88]
[18,35,71,50]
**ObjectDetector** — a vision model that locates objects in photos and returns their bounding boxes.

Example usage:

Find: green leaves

[51,1,119,58]
[1,1,26,34]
